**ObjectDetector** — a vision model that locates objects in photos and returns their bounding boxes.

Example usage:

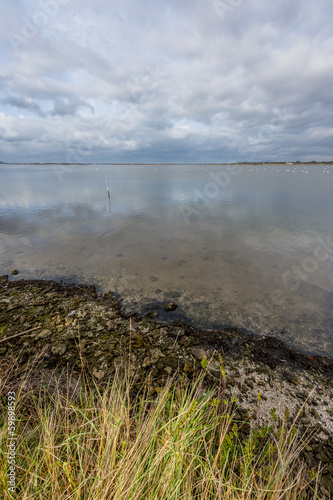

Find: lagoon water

[1,163,333,358]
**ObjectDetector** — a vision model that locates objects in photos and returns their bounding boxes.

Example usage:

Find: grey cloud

[1,96,45,116]
[50,98,94,116]
[0,0,332,162]
[1,94,94,118]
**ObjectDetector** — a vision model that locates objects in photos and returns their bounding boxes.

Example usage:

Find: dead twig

[219,330,242,340]
[0,326,41,344]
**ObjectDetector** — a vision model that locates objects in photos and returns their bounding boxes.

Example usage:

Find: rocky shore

[1,274,333,495]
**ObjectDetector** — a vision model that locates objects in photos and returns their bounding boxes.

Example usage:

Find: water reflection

[1,163,333,357]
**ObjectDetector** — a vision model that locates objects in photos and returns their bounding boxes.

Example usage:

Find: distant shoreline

[1,161,333,166]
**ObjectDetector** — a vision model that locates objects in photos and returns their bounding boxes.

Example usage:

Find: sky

[0,0,332,164]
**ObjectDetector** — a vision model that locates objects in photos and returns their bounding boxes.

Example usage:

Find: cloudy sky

[0,0,332,163]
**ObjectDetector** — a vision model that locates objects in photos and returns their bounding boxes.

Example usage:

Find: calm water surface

[1,163,333,358]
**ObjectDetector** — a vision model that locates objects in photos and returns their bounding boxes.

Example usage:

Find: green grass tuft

[0,363,321,499]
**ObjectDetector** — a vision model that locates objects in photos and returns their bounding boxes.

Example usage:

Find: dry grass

[0,359,321,499]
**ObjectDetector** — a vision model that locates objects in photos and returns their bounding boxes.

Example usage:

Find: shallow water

[1,163,333,358]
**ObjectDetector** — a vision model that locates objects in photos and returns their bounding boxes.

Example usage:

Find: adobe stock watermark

[237,99,290,163]
[212,0,243,22]
[65,120,113,164]
[7,391,17,494]
[253,235,333,318]
[123,64,168,117]
[178,103,290,224]
[126,65,167,103]
[113,266,135,292]
[54,64,168,183]
[52,120,114,182]
[178,164,242,223]
[8,0,70,50]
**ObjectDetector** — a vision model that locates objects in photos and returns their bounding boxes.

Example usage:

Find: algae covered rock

[142,348,165,367]
[164,302,178,312]
[190,347,206,361]
[51,344,67,356]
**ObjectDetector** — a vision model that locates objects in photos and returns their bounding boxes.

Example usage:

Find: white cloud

[0,0,332,162]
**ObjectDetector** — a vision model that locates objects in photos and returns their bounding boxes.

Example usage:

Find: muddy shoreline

[1,274,333,494]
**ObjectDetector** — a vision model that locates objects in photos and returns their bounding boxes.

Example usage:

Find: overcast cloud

[0,0,332,163]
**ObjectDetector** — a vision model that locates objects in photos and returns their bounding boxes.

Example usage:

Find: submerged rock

[164,302,178,312]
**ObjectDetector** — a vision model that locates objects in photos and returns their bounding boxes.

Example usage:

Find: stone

[94,350,104,358]
[320,475,333,494]
[181,336,192,347]
[164,302,178,312]
[51,344,67,356]
[150,348,165,361]
[7,304,20,312]
[92,369,106,380]
[142,348,165,367]
[134,334,144,347]
[190,347,206,360]
[11,269,19,275]
[316,451,330,464]
[38,329,52,339]
[300,417,312,425]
